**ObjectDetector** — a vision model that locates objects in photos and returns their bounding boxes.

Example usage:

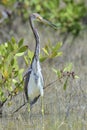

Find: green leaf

[4,42,8,48]
[18,46,28,53]
[56,52,63,57]
[40,56,47,62]
[42,48,49,56]
[18,39,24,48]
[8,86,13,92]
[0,88,3,97]
[24,56,29,65]
[63,63,73,72]
[52,68,62,78]
[52,42,62,52]
[57,70,62,78]
[50,52,62,58]
[28,50,34,62]
[63,78,68,90]
[12,79,17,84]
[74,75,79,79]
[14,70,19,78]
[52,68,57,74]
[44,44,50,52]
[15,52,25,57]
[18,69,24,81]
[11,59,14,66]
[8,41,14,51]
[11,37,16,44]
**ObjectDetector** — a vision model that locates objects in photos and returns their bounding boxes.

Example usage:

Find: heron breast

[27,71,41,101]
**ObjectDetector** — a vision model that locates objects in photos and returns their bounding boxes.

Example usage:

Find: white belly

[27,70,43,101]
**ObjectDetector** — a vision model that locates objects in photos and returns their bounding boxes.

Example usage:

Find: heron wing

[30,95,40,106]
[24,68,41,106]
[24,68,32,101]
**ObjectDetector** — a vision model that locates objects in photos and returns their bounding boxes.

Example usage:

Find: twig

[12,101,27,114]
[0,78,24,108]
[44,79,58,90]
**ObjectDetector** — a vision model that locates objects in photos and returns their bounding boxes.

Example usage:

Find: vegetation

[0,2,86,130]
[0,0,87,36]
[0,38,27,102]
[0,36,78,112]
[0,0,83,114]
[0,38,61,106]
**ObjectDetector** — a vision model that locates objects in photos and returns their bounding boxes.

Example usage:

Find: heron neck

[30,18,40,60]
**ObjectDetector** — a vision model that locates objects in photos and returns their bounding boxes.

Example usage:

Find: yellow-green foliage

[0,37,28,101]
[0,37,62,103]
[0,0,87,36]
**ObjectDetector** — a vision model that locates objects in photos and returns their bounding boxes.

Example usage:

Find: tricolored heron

[24,13,56,114]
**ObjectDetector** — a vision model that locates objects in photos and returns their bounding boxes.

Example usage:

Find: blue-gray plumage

[24,13,44,107]
[24,13,55,110]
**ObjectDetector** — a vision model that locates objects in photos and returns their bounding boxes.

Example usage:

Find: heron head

[30,13,43,21]
[30,13,57,29]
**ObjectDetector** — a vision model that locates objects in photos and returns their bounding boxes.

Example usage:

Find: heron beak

[37,16,59,29]
[41,19,58,29]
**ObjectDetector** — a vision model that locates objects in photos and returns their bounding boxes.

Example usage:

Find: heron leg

[28,103,31,112]
[27,99,31,113]
[41,96,44,116]
[27,101,32,119]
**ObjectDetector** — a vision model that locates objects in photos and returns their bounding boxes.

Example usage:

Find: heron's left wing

[24,68,32,101]
[30,95,40,106]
